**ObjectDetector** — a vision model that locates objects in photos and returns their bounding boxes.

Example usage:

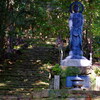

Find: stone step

[0,84,48,89]
[0,95,100,100]
[0,89,100,99]
[0,68,48,72]
[32,89,100,99]
[0,86,35,89]
[0,73,48,76]
[0,96,32,100]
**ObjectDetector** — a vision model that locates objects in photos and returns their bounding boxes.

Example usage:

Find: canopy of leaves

[0,0,100,60]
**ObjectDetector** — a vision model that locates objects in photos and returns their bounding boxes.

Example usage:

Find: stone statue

[61,1,91,67]
[69,1,84,59]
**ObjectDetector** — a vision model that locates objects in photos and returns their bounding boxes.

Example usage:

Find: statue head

[73,4,79,13]
[69,1,84,13]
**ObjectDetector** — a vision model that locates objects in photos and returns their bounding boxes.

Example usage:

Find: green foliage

[0,0,100,61]
[52,64,61,75]
[93,36,100,58]
[94,67,100,76]
[89,73,96,90]
[64,67,81,76]
[51,65,81,77]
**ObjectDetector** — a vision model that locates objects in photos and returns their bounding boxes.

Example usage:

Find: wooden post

[54,75,60,89]
[60,49,63,63]
[90,53,92,65]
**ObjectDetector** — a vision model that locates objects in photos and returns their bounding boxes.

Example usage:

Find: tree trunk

[0,33,5,62]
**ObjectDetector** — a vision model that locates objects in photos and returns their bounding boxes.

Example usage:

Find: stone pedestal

[61,56,91,67]
[61,56,92,90]
[61,55,92,75]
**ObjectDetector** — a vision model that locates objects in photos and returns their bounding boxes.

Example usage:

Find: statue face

[73,5,79,13]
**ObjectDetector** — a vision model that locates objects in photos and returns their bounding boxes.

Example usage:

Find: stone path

[0,47,100,99]
[0,47,59,96]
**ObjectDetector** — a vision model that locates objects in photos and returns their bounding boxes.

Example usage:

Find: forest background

[0,0,100,62]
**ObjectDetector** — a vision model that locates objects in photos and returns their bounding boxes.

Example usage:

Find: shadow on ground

[0,47,59,95]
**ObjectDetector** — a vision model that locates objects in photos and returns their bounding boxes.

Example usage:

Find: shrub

[64,66,81,76]
[94,67,100,76]
[51,65,81,77]
[52,64,62,75]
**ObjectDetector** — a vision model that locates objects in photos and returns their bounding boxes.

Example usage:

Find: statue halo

[69,1,84,13]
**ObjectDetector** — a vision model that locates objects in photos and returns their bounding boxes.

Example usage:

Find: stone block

[96,76,100,91]
[2,96,17,100]
[67,98,85,100]
[32,89,49,98]
[54,75,60,89]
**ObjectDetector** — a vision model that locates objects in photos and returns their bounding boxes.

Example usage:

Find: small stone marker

[96,76,100,91]
[54,75,60,89]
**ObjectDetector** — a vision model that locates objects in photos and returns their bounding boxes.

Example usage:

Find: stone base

[71,87,82,90]
[61,56,91,67]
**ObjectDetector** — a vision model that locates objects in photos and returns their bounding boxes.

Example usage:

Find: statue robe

[69,13,84,59]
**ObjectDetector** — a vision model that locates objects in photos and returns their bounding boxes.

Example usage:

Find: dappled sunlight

[0,69,3,72]
[23,79,28,82]
[0,64,3,67]
[0,0,99,98]
[7,61,13,65]
[45,38,56,45]
[28,45,33,49]
[6,81,12,84]
[39,63,53,71]
[36,60,41,63]
[0,83,6,87]
[15,88,24,92]
[31,59,42,65]
[0,46,58,95]
[30,59,34,62]
[32,81,49,86]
